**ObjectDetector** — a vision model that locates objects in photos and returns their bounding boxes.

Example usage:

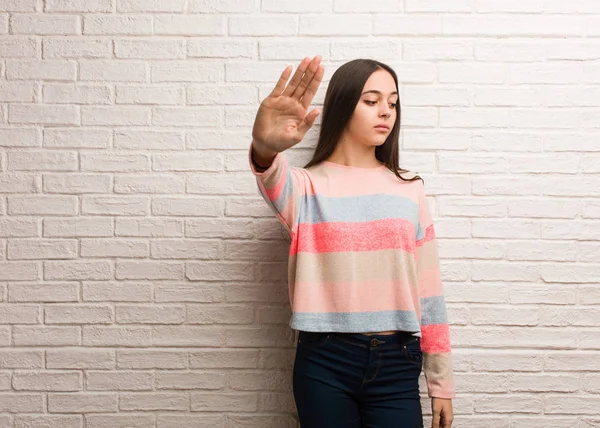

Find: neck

[325,136,381,168]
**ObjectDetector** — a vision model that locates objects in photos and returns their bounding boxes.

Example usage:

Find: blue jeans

[293,330,424,428]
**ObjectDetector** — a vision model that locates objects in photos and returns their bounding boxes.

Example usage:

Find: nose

[379,103,392,118]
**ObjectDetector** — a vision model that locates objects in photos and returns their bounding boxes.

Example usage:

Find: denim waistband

[300,330,419,349]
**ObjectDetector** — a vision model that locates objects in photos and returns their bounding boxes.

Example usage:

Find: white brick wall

[0,1,599,427]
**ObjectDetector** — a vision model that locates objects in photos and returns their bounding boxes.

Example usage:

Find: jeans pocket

[403,337,423,366]
[297,331,330,349]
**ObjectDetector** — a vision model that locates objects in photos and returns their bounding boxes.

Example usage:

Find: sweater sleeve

[415,182,455,399]
[248,142,305,236]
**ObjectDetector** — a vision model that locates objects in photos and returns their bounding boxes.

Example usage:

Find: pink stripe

[292,280,418,313]
[264,166,287,202]
[294,218,417,255]
[420,323,451,353]
[418,268,442,298]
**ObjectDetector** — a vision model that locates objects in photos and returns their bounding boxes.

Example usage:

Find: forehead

[362,69,397,95]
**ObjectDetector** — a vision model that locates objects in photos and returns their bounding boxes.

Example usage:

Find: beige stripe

[290,249,418,287]
[423,351,454,381]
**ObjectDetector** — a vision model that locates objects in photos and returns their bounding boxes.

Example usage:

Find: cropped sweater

[248,143,455,399]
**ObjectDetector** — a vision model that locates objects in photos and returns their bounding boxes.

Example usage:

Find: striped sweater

[249,143,455,399]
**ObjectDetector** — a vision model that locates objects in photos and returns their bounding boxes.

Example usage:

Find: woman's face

[344,69,398,147]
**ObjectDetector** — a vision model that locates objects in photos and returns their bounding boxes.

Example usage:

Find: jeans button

[370,338,379,347]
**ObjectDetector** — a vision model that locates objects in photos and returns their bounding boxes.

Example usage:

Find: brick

[116,305,185,324]
[6,60,76,81]
[43,218,113,238]
[80,238,149,258]
[153,153,221,172]
[44,260,113,280]
[151,239,222,259]
[45,0,113,12]
[0,219,39,238]
[44,128,110,149]
[81,153,149,172]
[8,196,78,215]
[86,371,153,391]
[9,105,79,126]
[116,84,183,105]
[84,15,152,35]
[48,393,117,413]
[82,106,151,126]
[0,82,36,102]
[0,173,38,193]
[8,282,79,303]
[191,392,256,412]
[83,281,153,302]
[373,15,442,35]
[43,83,111,104]
[13,371,81,391]
[0,36,37,58]
[115,38,185,59]
[115,218,183,237]
[154,15,224,36]
[117,0,186,12]
[14,415,83,428]
[43,37,111,59]
[83,326,152,347]
[117,350,187,369]
[119,392,188,411]
[114,130,184,150]
[82,196,149,216]
[152,61,223,83]
[86,414,155,428]
[152,197,223,217]
[116,261,183,280]
[187,84,256,105]
[8,239,77,260]
[13,326,80,346]
[11,14,80,35]
[231,15,297,36]
[43,173,111,194]
[0,128,41,147]
[189,0,258,12]
[8,150,77,171]
[0,393,44,412]
[406,0,471,12]
[80,60,148,82]
[46,348,115,369]
[0,0,37,12]
[0,305,40,323]
[45,304,113,324]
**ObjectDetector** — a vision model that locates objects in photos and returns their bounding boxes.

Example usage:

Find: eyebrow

[361,90,398,96]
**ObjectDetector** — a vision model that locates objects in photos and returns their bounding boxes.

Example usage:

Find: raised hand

[251,56,325,157]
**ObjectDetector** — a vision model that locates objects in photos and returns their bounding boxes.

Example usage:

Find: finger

[282,57,311,98]
[300,64,325,110]
[296,108,321,137]
[431,413,441,428]
[269,65,293,97]
[292,55,321,100]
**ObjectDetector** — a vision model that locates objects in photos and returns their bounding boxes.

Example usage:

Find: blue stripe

[290,310,422,336]
[420,295,448,325]
[301,193,419,228]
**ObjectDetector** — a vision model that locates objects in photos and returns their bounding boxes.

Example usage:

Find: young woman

[249,56,454,428]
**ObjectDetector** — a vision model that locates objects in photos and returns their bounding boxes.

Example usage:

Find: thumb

[431,411,441,428]
[297,108,321,136]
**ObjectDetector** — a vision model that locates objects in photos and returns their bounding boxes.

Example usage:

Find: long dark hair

[303,59,422,184]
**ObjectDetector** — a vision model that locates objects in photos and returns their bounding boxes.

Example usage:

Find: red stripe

[293,218,417,255]
[420,323,451,353]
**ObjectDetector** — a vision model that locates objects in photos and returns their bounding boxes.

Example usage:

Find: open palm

[252,56,325,154]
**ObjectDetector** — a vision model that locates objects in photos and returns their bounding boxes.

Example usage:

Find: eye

[390,103,397,108]
[365,100,377,105]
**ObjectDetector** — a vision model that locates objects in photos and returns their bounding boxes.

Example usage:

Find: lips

[375,125,389,130]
